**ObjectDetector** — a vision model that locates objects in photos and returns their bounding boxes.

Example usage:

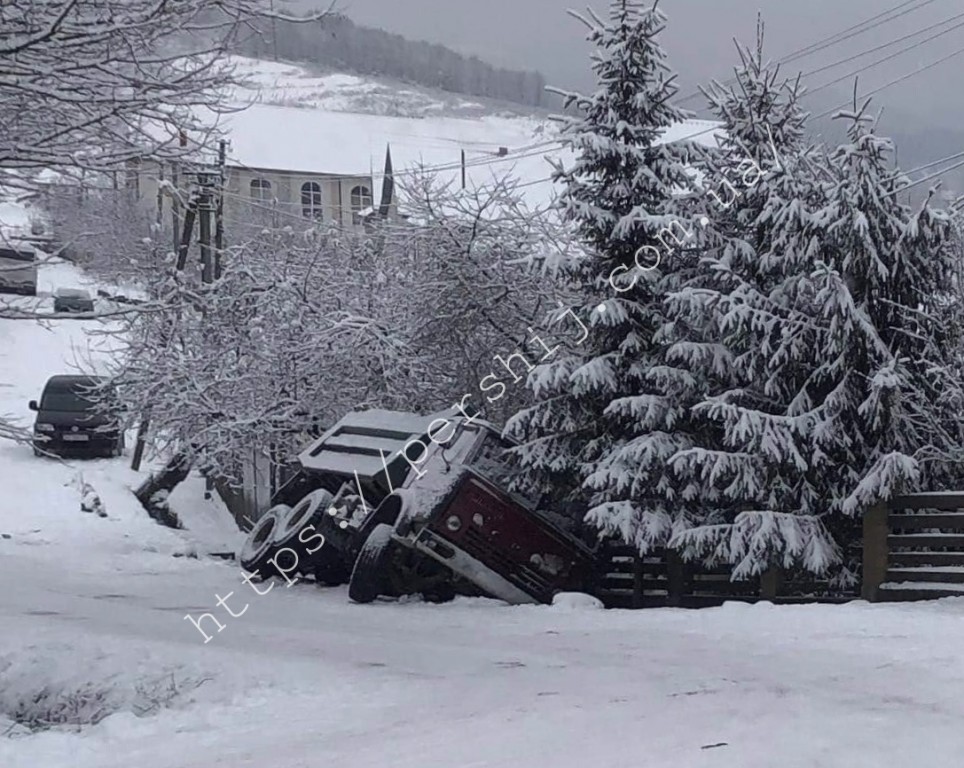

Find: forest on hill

[237,13,552,108]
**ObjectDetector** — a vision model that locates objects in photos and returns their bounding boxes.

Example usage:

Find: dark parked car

[0,245,37,296]
[53,288,94,314]
[30,375,125,458]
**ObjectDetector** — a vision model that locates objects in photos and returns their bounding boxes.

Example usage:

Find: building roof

[209,103,724,202]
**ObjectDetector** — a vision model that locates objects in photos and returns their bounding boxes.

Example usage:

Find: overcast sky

[329,0,963,133]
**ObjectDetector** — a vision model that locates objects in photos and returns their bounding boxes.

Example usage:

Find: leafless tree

[1,0,327,178]
[105,172,566,484]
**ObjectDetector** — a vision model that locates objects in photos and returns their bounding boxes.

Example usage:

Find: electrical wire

[813,41,964,119]
[806,15,964,96]
[801,7,964,79]
[780,0,943,65]
[677,0,944,103]
[175,3,959,189]
[126,0,964,199]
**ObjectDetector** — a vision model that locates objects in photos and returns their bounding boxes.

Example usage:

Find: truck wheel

[239,505,288,579]
[273,489,332,543]
[271,489,334,577]
[349,524,395,604]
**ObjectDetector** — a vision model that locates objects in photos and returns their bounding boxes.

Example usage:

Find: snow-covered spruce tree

[665,32,840,578]
[671,95,964,581]
[505,0,704,551]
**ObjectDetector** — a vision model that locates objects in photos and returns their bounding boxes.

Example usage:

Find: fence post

[631,550,644,609]
[862,502,890,602]
[760,566,782,601]
[666,549,686,607]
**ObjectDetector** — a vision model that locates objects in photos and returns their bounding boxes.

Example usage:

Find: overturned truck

[238,407,597,605]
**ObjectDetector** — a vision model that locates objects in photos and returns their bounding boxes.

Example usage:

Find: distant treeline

[236,13,551,108]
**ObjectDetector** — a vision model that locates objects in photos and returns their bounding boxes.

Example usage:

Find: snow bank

[550,592,604,610]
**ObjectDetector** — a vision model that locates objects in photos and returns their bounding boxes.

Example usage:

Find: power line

[814,41,964,119]
[216,138,564,185]
[780,0,943,65]
[677,0,943,104]
[889,155,964,195]
[806,15,964,96]
[167,1,959,200]
[194,3,960,193]
[801,8,964,79]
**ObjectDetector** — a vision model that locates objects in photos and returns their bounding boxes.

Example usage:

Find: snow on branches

[507,0,706,543]
[507,10,964,583]
[0,0,324,177]
[667,42,964,578]
[107,172,557,484]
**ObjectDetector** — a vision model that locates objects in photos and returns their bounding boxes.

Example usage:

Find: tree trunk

[134,451,191,528]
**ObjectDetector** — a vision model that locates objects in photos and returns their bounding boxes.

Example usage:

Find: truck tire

[271,489,334,578]
[273,489,333,546]
[239,505,288,579]
[348,523,395,604]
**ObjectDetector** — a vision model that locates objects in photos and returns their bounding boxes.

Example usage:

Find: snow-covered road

[3,546,964,768]
[2,259,964,767]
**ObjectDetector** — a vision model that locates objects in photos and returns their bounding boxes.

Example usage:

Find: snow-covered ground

[4,257,964,767]
[195,57,724,208]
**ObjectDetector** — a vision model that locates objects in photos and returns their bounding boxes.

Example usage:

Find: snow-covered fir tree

[670,81,964,581]
[665,33,840,577]
[505,0,704,551]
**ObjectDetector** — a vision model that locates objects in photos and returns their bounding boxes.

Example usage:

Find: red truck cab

[349,419,596,604]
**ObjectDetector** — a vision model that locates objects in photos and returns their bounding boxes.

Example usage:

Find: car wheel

[238,505,289,579]
[32,444,43,457]
[348,523,396,604]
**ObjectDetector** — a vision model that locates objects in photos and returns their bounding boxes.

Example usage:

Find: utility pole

[174,197,198,272]
[198,172,214,285]
[172,129,187,254]
[134,167,198,473]
[461,149,466,190]
[155,165,164,230]
[171,163,180,254]
[214,140,226,279]
[130,406,151,472]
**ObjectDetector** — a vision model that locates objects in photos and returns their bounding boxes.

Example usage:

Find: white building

[129,156,382,233]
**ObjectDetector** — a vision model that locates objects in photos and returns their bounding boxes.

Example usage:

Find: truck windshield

[469,432,541,508]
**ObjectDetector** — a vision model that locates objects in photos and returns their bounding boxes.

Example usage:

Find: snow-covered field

[201,57,722,208]
[4,246,964,767]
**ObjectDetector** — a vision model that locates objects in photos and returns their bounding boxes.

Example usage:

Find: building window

[250,177,272,201]
[350,184,372,224]
[301,181,322,219]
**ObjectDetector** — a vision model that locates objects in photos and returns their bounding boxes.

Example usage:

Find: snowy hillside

[197,57,724,207]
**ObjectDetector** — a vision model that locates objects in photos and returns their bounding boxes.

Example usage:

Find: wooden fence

[594,543,852,609]
[863,492,964,602]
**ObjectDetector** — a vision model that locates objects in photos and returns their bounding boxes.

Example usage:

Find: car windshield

[40,380,108,412]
